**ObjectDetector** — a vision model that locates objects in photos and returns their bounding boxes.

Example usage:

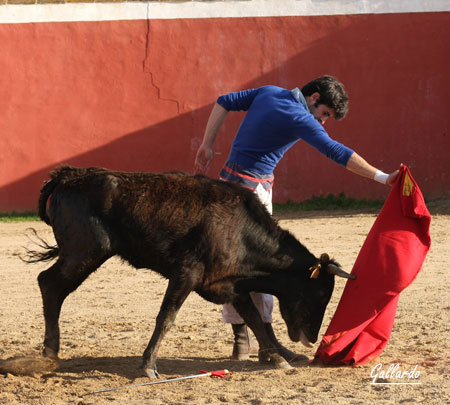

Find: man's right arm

[194,103,229,174]
[345,152,400,185]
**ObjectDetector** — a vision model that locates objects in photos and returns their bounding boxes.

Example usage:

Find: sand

[0,200,449,404]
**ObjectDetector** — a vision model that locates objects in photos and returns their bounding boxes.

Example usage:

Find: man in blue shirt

[194,76,399,362]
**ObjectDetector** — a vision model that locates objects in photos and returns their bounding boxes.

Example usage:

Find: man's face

[310,103,335,126]
[306,92,335,126]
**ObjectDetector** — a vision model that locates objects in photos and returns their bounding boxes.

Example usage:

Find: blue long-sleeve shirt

[217,85,354,175]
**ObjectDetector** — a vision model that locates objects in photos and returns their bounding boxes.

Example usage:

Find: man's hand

[194,144,213,174]
[194,103,229,174]
[386,167,401,186]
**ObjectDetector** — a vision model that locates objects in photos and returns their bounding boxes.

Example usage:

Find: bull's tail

[38,165,86,225]
[31,165,84,262]
[38,178,57,225]
[21,228,59,264]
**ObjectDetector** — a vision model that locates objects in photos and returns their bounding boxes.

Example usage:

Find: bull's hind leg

[37,256,108,360]
[232,293,292,370]
[142,275,195,378]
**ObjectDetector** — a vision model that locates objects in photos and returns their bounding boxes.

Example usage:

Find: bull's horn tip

[327,263,354,279]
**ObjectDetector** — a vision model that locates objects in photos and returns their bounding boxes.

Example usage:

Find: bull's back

[45,166,262,277]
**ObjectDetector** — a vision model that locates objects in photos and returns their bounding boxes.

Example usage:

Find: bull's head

[278,253,354,347]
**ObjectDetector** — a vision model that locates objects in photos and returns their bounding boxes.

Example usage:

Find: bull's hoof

[142,366,160,379]
[258,350,292,369]
[278,360,294,370]
[42,347,59,360]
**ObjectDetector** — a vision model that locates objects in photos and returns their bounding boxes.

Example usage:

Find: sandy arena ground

[0,199,449,404]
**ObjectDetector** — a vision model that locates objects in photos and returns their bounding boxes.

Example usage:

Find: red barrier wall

[0,11,449,211]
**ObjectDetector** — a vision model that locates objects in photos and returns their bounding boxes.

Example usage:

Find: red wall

[0,12,449,211]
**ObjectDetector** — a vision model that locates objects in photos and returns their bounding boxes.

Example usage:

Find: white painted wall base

[0,0,449,24]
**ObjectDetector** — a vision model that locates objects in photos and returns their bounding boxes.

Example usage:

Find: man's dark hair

[301,75,349,120]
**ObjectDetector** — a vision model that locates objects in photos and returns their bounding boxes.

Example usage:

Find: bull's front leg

[141,308,176,378]
[142,276,193,378]
[232,294,292,370]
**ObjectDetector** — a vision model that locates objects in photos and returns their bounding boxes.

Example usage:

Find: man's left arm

[346,152,400,185]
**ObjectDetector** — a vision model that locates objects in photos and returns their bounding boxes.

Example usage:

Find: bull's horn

[327,264,356,279]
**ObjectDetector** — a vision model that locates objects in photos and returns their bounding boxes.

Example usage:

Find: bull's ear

[327,263,356,279]
[319,253,330,263]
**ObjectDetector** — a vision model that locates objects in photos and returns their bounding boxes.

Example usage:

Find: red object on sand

[313,165,431,366]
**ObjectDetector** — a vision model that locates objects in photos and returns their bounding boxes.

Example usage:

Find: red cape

[313,165,431,365]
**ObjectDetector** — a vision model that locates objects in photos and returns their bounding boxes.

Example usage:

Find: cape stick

[89,369,232,394]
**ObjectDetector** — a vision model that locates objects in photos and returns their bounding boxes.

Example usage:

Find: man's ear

[305,92,321,110]
[309,92,321,103]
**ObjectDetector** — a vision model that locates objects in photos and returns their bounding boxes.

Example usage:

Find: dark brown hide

[29,165,347,377]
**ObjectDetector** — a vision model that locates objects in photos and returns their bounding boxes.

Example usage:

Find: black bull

[27,166,354,378]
